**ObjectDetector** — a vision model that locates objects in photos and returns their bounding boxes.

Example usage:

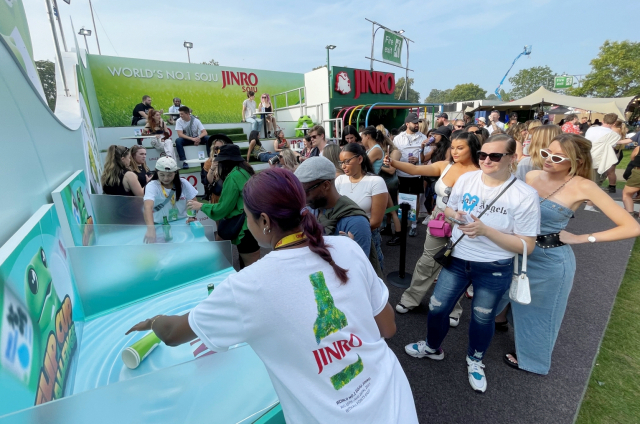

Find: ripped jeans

[425,256,512,361]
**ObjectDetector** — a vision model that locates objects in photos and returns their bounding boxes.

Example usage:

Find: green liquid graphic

[310,272,347,344]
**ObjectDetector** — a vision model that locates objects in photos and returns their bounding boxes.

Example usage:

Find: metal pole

[405,39,410,101]
[370,22,375,71]
[88,0,102,54]
[45,0,69,96]
[187,48,191,63]
[83,34,90,53]
[52,0,68,52]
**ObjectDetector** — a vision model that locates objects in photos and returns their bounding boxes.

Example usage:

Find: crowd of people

[113,105,640,421]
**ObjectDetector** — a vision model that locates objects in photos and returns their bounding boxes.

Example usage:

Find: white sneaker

[466,356,487,393]
[395,303,410,314]
[404,341,444,360]
[449,316,460,327]
[421,217,431,225]
[584,205,601,213]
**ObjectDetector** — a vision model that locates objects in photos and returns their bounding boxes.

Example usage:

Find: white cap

[478,117,486,123]
[155,157,178,172]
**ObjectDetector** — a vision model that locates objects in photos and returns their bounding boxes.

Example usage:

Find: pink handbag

[427,213,452,238]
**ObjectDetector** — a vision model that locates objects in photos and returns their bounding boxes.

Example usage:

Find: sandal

[495,320,509,332]
[503,352,519,369]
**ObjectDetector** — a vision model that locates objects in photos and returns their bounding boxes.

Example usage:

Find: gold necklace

[349,174,364,192]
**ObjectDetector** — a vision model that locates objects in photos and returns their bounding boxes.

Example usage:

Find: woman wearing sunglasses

[404,134,541,393]
[515,125,562,182]
[384,132,481,324]
[259,93,276,138]
[499,133,640,375]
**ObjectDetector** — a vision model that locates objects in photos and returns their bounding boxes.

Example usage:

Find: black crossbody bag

[434,177,517,267]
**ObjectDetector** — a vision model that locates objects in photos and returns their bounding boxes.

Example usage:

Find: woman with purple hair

[126,168,418,423]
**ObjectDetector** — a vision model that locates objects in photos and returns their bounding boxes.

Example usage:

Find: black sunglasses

[478,152,510,162]
[470,130,482,135]
[454,125,464,129]
[304,180,326,194]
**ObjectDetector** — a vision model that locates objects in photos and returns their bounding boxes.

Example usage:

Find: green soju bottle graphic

[310,271,348,344]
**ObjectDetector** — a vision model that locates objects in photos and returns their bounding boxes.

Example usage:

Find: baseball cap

[478,117,486,123]
[404,112,419,124]
[155,157,178,172]
[294,156,337,183]
[436,112,448,119]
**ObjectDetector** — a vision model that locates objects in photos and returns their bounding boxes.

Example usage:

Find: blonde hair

[129,145,150,174]
[528,120,542,131]
[417,120,430,135]
[613,119,628,139]
[485,134,518,174]
[507,122,525,143]
[551,133,593,179]
[280,148,299,172]
[375,124,396,153]
[529,125,562,169]
[102,145,130,187]
[323,144,344,175]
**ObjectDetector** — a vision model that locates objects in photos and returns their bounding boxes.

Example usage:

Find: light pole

[326,45,336,98]
[184,42,193,63]
[78,27,91,54]
[88,0,101,54]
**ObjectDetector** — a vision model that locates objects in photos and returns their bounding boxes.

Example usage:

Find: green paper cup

[186,209,196,218]
[122,332,162,369]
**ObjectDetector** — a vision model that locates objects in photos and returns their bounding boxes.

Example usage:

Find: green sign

[554,76,574,89]
[382,30,403,65]
[87,55,305,127]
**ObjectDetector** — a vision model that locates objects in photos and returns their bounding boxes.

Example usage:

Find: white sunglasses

[540,149,571,163]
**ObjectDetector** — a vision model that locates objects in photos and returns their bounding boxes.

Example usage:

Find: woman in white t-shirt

[126,168,418,424]
[404,134,540,394]
[335,143,388,270]
[143,157,198,243]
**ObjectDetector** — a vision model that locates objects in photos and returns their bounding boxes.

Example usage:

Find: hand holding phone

[447,217,467,226]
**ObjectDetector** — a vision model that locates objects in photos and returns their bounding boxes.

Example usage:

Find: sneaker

[466,356,487,393]
[421,217,431,225]
[449,316,460,327]
[404,341,444,360]
[386,235,401,246]
[409,227,418,237]
[584,205,600,213]
[182,162,189,169]
[380,225,392,236]
[465,286,474,299]
[608,185,616,193]
[395,303,410,314]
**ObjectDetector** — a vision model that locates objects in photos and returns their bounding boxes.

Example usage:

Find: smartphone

[447,217,467,226]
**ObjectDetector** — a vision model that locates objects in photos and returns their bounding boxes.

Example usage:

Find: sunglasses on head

[478,152,510,162]
[540,149,571,163]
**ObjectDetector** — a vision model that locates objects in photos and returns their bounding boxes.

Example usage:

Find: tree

[508,66,555,99]
[446,83,486,102]
[200,59,219,66]
[499,89,513,102]
[571,40,640,98]
[312,65,326,70]
[36,60,56,111]
[394,77,420,103]
[424,88,451,104]
[486,93,498,100]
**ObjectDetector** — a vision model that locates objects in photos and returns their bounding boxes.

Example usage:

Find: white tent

[482,86,637,117]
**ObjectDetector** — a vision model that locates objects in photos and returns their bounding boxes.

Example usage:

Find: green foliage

[424,88,451,104]
[487,93,498,100]
[447,83,486,102]
[508,66,555,99]
[394,77,420,102]
[312,65,327,70]
[571,40,640,98]
[36,60,56,110]
[200,59,219,66]
[499,89,513,101]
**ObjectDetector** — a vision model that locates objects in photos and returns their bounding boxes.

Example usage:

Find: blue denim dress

[499,198,576,375]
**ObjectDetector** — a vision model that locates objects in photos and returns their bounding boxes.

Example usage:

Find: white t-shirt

[585,125,612,143]
[486,120,505,135]
[335,174,388,218]
[392,131,427,178]
[175,116,205,138]
[448,170,540,261]
[144,179,198,223]
[243,99,257,120]
[188,236,418,424]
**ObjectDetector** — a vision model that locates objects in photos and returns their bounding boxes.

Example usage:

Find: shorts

[627,168,640,188]
[237,229,259,254]
[398,176,424,196]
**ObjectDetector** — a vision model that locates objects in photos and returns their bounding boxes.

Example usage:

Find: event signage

[554,76,574,89]
[88,55,304,127]
[344,69,396,100]
[382,30,403,65]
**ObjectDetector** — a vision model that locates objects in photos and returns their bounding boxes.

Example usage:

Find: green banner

[87,55,305,127]
[382,30,403,65]
[554,76,574,89]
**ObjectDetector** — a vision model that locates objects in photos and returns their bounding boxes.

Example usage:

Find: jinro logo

[335,72,351,95]
[221,71,258,92]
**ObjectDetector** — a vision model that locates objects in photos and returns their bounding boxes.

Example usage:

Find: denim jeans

[246,117,262,132]
[425,256,512,360]
[257,152,278,162]
[175,135,210,160]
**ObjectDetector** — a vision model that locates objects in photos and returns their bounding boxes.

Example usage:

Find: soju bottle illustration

[310,271,347,344]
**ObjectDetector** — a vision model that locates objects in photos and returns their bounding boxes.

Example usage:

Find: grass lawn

[575,238,640,423]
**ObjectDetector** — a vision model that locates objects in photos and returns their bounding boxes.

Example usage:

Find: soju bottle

[162,216,173,242]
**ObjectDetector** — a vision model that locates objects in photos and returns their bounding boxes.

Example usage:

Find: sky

[23,0,640,100]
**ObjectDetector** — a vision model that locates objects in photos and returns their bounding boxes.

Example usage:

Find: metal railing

[322,118,343,140]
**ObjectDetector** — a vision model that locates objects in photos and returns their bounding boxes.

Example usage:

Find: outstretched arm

[383,156,445,177]
[126,314,197,347]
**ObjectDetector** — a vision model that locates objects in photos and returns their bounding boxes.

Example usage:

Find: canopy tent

[476,86,637,117]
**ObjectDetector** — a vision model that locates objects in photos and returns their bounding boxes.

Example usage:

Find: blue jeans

[426,256,512,360]
[246,117,262,132]
[175,136,210,161]
[257,152,278,162]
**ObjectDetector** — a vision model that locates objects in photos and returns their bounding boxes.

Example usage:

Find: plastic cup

[186,209,196,218]
[122,332,161,369]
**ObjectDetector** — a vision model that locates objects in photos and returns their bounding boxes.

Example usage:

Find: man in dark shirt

[132,95,153,126]
[579,116,590,135]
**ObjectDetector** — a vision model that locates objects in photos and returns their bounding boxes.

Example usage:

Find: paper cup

[122,332,161,369]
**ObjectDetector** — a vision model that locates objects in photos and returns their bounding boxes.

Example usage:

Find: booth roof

[476,86,637,117]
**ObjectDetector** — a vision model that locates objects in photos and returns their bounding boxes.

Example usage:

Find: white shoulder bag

[509,238,531,305]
